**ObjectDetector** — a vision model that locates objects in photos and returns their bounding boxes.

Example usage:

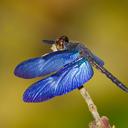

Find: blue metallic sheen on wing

[14,50,79,79]
[23,58,94,102]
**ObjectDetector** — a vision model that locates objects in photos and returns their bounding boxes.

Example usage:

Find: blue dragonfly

[14,36,128,102]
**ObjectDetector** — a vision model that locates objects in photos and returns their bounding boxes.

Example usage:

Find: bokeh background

[0,0,128,128]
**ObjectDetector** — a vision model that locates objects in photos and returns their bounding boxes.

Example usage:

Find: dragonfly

[14,35,128,102]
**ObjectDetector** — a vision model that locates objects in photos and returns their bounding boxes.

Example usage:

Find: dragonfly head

[55,35,69,50]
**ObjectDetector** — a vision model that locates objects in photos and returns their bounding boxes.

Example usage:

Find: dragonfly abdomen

[90,60,128,92]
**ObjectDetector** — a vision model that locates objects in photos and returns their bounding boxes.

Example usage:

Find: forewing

[14,50,79,79]
[23,58,93,102]
[42,40,55,44]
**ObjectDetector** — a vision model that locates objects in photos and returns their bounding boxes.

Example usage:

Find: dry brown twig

[51,44,115,128]
[79,87,115,128]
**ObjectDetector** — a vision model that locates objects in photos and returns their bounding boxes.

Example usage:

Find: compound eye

[55,38,64,50]
[55,39,65,50]
[55,36,69,50]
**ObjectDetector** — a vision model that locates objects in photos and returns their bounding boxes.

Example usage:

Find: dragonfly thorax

[55,36,94,60]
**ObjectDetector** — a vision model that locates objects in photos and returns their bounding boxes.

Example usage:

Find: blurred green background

[0,0,128,128]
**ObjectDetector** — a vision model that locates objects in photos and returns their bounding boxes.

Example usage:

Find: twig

[79,87,114,128]
[51,44,115,128]
[79,87,101,122]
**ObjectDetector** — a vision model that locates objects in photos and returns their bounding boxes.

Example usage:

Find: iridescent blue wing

[14,50,79,79]
[23,58,94,102]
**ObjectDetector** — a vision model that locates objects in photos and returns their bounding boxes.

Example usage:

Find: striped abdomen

[89,60,128,93]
